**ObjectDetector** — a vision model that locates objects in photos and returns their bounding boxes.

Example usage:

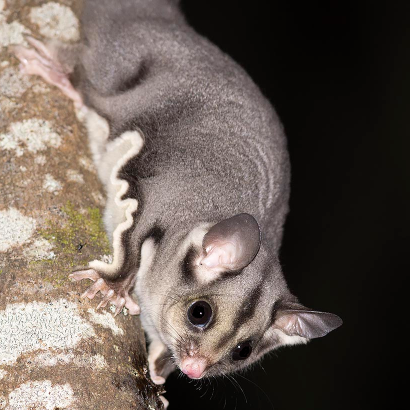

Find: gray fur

[69,0,341,379]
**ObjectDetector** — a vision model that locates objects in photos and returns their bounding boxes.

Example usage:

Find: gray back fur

[75,0,290,251]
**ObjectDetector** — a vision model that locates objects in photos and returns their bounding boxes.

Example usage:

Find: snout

[180,357,207,379]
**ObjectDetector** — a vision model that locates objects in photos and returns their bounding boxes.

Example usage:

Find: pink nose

[181,357,207,379]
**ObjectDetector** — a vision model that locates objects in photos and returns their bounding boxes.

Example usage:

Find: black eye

[232,341,252,361]
[187,301,212,327]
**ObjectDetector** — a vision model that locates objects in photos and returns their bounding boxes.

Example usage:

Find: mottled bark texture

[0,1,164,408]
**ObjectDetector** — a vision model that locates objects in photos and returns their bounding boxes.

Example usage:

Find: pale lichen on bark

[0,1,164,408]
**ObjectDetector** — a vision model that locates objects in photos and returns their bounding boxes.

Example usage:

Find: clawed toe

[12,46,51,71]
[112,296,125,316]
[124,294,141,315]
[160,395,169,409]
[81,278,106,299]
[152,375,166,385]
[69,268,101,282]
[27,36,55,60]
[97,289,115,309]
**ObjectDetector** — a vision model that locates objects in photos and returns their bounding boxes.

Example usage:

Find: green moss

[39,201,111,285]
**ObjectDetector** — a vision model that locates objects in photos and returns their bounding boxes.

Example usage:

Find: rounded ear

[274,308,343,339]
[200,213,261,272]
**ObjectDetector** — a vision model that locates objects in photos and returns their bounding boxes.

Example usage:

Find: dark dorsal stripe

[180,246,198,283]
[216,281,263,350]
[144,224,165,244]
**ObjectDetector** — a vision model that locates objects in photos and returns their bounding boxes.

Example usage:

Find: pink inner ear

[275,313,300,335]
[201,213,261,273]
[201,241,237,269]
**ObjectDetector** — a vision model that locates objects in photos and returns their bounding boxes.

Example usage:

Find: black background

[164,1,408,409]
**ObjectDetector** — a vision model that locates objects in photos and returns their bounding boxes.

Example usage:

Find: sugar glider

[13,0,342,386]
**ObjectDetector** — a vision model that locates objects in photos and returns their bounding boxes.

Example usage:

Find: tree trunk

[0,1,164,408]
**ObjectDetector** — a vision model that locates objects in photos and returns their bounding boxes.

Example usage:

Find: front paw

[148,340,175,386]
[69,268,140,316]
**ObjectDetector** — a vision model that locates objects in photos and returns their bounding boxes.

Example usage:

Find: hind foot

[11,36,83,107]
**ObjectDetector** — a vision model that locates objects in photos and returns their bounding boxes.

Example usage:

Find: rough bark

[0,1,164,408]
